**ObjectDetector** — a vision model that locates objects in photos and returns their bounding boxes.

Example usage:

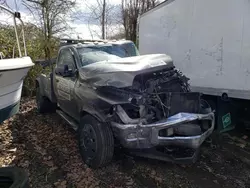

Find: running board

[56,110,78,131]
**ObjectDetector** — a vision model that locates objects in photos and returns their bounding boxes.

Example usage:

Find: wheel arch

[36,77,55,105]
[80,108,107,123]
[35,77,46,97]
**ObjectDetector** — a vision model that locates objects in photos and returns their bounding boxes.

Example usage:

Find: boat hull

[0,100,20,123]
[0,57,33,123]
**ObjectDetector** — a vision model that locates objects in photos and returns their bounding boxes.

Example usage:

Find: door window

[57,48,75,70]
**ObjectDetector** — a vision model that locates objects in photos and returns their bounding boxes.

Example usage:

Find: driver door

[54,48,77,117]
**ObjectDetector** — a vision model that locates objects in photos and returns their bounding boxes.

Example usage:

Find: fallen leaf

[61,180,67,185]
[242,135,248,140]
[49,166,58,172]
[20,160,30,168]
[236,143,246,148]
[8,148,17,152]
[43,160,54,167]
[151,170,156,176]
[213,180,219,184]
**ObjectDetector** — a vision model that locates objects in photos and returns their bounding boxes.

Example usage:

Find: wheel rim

[80,124,97,160]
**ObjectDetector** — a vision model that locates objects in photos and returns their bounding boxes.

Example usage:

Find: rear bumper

[111,112,215,149]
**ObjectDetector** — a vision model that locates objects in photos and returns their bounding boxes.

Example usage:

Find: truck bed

[37,73,53,101]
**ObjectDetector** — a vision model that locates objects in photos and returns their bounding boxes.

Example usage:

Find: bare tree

[0,0,12,9]
[22,0,76,59]
[107,31,125,40]
[102,0,106,39]
[122,0,158,43]
[0,0,7,5]
[82,0,119,39]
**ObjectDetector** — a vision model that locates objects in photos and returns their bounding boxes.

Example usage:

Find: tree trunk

[122,0,158,42]
[102,0,106,39]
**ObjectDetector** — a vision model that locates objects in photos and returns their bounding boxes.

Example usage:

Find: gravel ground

[1,98,250,188]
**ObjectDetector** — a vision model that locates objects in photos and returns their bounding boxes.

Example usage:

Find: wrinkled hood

[79,54,173,88]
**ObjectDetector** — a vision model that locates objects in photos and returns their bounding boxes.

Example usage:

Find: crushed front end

[106,66,215,163]
[111,110,214,150]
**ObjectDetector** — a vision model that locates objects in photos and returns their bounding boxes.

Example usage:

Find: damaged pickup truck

[36,39,214,168]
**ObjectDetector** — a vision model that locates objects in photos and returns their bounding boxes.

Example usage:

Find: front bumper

[111,112,215,149]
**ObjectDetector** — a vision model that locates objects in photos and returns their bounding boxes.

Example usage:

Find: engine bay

[113,67,201,124]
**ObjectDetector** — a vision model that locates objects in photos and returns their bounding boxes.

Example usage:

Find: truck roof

[60,38,134,48]
[59,42,113,50]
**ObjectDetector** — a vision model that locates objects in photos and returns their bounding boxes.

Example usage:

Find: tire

[78,115,114,168]
[36,85,56,113]
[0,167,29,188]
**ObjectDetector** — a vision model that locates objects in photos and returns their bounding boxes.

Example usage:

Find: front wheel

[78,115,114,168]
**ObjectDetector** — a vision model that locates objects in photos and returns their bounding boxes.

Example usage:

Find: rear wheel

[36,85,56,113]
[78,115,114,168]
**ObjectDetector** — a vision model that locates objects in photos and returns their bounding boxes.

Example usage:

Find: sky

[0,0,123,39]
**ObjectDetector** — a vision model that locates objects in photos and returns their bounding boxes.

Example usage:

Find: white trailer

[139,0,250,132]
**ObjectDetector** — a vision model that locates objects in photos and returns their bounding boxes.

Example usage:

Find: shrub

[22,64,43,97]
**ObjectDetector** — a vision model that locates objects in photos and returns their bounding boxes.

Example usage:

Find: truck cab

[36,40,140,121]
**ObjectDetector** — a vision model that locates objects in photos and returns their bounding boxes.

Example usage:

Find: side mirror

[63,64,74,77]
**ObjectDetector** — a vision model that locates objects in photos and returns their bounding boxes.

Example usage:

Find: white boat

[0,5,34,123]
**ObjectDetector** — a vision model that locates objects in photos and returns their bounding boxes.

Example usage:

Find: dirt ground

[1,98,250,188]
